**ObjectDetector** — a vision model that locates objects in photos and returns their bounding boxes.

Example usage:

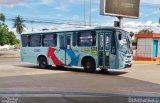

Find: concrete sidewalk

[0,49,20,58]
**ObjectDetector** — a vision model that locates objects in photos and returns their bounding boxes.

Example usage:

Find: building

[134,34,160,61]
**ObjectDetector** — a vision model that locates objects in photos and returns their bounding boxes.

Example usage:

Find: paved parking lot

[0,58,160,97]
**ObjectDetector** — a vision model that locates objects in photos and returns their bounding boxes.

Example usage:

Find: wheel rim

[86,62,91,69]
[42,60,46,65]
[39,57,47,68]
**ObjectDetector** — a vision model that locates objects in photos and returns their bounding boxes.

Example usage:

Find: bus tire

[38,56,48,69]
[83,59,96,73]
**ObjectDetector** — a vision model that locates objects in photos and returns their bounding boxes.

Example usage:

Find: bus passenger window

[105,35,110,50]
[21,35,28,47]
[92,31,96,46]
[42,33,57,47]
[59,36,65,49]
[77,31,96,46]
[72,32,77,46]
[28,35,41,47]
[53,34,57,46]
[66,36,71,45]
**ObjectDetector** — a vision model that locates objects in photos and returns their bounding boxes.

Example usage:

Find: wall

[0,45,15,50]
[137,38,152,57]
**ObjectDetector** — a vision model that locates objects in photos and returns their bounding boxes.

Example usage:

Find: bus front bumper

[125,63,132,68]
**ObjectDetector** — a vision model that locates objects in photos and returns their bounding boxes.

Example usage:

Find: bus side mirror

[118,34,122,40]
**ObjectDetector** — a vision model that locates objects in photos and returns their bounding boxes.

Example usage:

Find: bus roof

[22,26,122,35]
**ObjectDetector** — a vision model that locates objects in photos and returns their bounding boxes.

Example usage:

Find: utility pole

[31,21,33,31]
[89,0,92,26]
[84,0,86,26]
[159,8,160,25]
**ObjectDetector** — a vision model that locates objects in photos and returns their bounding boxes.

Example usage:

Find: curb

[133,61,159,64]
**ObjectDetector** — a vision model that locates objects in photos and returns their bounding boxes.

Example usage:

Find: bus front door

[98,33,111,69]
[59,34,71,65]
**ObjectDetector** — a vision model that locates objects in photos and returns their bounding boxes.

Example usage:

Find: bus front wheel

[38,56,48,69]
[83,59,96,73]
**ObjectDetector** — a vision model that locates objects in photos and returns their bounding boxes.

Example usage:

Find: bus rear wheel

[83,59,96,73]
[38,56,48,69]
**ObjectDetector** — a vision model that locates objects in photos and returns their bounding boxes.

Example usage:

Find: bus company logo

[82,48,90,53]
[34,49,40,52]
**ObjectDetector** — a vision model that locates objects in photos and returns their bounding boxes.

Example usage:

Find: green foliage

[0,12,19,46]
[0,13,5,23]
[13,15,26,34]
[0,24,19,46]
[138,29,154,34]
[132,39,137,46]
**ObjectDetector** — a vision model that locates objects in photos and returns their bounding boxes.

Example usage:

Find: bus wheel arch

[81,56,96,72]
[37,55,48,69]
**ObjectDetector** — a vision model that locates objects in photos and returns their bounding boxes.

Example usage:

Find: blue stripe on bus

[66,49,80,65]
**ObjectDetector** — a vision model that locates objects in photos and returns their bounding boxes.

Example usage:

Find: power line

[5,14,84,24]
[5,16,96,27]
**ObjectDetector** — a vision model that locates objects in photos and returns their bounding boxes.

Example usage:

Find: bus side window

[72,32,77,46]
[59,35,65,49]
[111,34,116,54]
[28,35,41,47]
[66,35,71,45]
[92,31,96,46]
[77,32,81,46]
[42,33,57,47]
[21,35,28,47]
[53,34,57,47]
[77,31,96,46]
[28,35,31,47]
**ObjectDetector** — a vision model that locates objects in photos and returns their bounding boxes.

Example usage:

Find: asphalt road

[0,58,160,99]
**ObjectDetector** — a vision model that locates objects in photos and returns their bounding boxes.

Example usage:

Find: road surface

[0,58,160,97]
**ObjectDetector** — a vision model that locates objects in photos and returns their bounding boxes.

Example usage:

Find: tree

[0,13,5,23]
[13,15,26,34]
[0,13,19,46]
[138,29,154,34]
[132,39,137,46]
[0,24,19,46]
[129,32,134,37]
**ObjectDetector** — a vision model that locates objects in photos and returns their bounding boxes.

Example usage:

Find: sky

[0,0,160,36]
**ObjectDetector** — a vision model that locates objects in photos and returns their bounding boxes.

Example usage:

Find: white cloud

[41,0,55,5]
[55,4,69,12]
[141,0,160,5]
[68,0,75,4]
[0,0,25,5]
[70,15,81,21]
[152,9,160,14]
[0,0,25,8]
[122,21,160,33]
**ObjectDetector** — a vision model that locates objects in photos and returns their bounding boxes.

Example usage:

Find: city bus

[20,26,133,72]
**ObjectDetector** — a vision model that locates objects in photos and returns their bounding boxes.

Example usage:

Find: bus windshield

[116,31,132,54]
